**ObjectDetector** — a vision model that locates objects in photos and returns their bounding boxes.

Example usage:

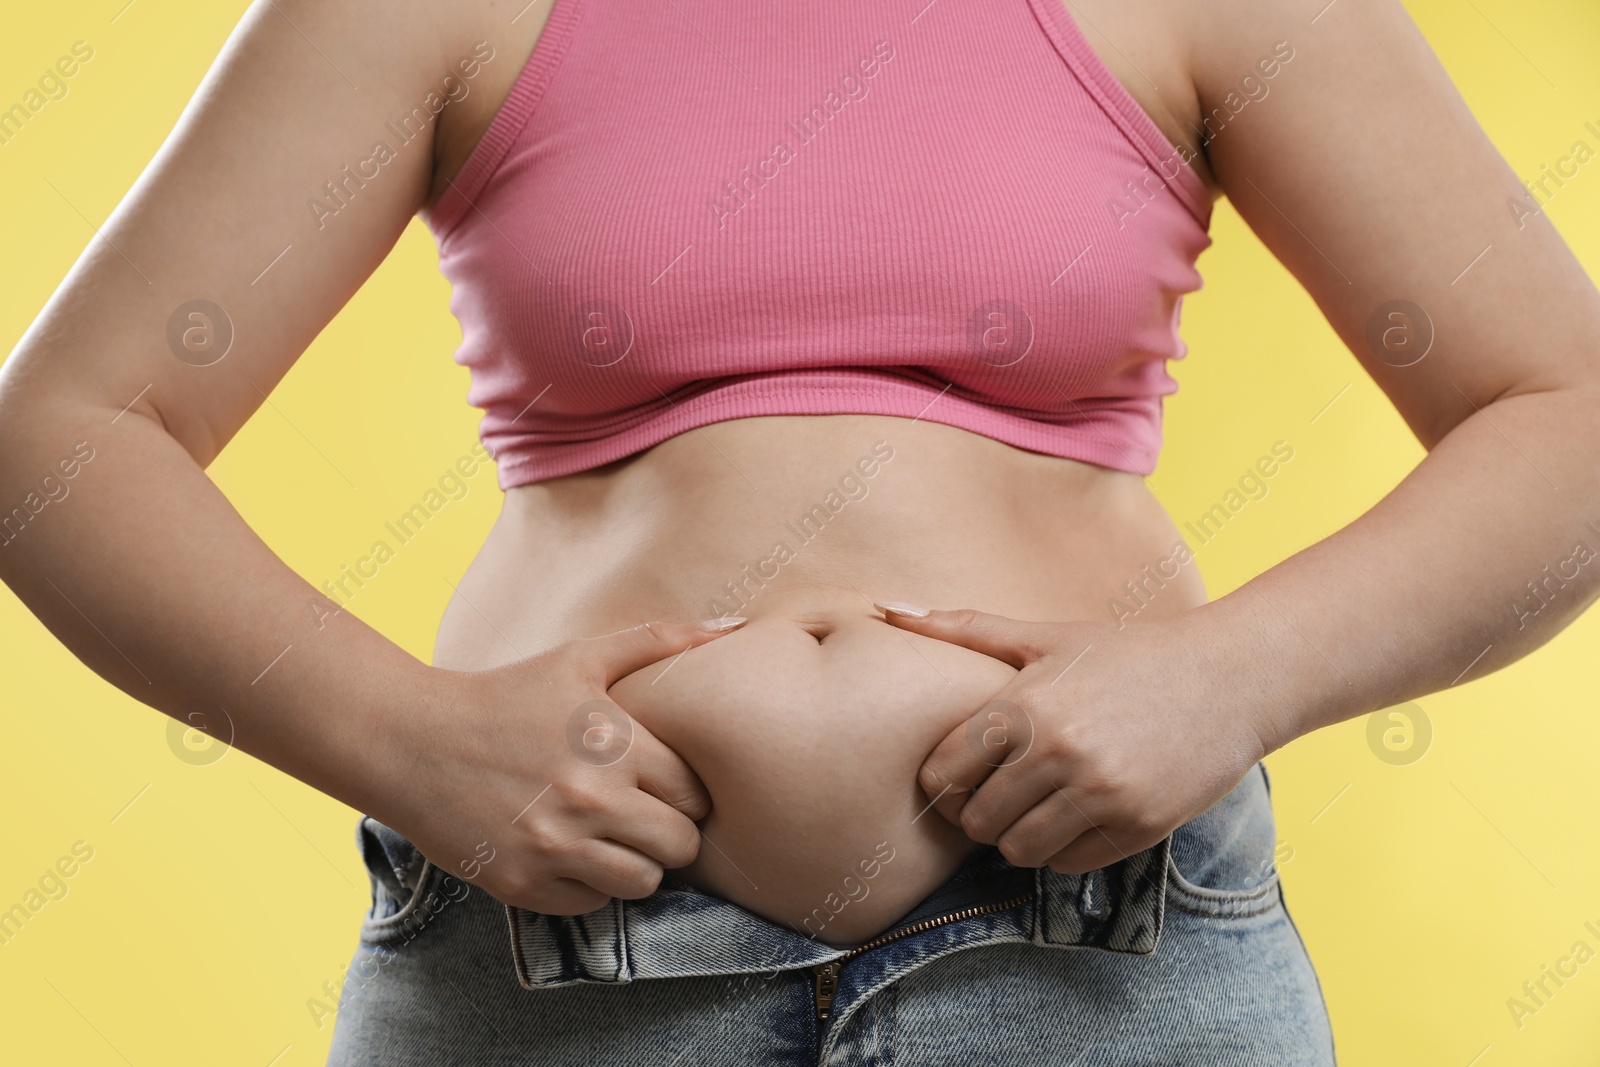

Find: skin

[442,418,1191,940]
[886,0,1600,875]
[1,0,1598,954]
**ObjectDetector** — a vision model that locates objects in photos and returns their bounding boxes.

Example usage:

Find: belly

[433,414,1207,944]
[609,595,1016,945]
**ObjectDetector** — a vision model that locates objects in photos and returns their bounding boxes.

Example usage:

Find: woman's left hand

[875,603,1278,874]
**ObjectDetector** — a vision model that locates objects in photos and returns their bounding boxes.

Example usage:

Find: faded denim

[326,762,1334,1065]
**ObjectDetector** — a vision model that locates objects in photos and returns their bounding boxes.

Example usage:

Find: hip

[432,416,1210,937]
[329,763,1334,1065]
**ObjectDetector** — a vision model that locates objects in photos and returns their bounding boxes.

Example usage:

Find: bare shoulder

[1168,0,1334,123]
[267,0,554,209]
[0,0,551,462]
[1155,0,1600,441]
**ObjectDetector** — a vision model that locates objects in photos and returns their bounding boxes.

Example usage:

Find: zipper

[812,960,842,1022]
[811,891,1034,1022]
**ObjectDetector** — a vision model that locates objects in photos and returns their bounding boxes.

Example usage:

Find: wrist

[1169,589,1332,757]
[313,656,468,824]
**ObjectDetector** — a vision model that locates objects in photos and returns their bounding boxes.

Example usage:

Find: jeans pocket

[1164,763,1282,919]
[355,816,466,946]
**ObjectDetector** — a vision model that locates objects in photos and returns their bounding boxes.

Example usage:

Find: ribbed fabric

[426,0,1213,488]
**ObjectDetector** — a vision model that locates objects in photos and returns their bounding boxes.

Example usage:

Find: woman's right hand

[374,617,747,916]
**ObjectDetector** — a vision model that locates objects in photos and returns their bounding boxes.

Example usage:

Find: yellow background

[3,1,1598,1063]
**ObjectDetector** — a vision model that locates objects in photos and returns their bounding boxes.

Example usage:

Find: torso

[425,0,1215,945]
[428,0,1220,206]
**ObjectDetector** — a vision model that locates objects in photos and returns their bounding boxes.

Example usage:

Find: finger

[564,697,641,769]
[872,604,1051,668]
[955,755,1058,847]
[603,790,701,870]
[566,838,667,900]
[917,692,1038,826]
[579,616,749,688]
[626,723,713,822]
[993,787,1098,868]
[916,729,989,827]
[504,876,610,917]
[955,696,1087,842]
[1044,824,1149,876]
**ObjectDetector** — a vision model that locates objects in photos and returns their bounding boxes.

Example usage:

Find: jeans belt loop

[1034,837,1171,955]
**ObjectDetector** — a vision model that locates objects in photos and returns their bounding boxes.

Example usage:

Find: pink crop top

[425,0,1213,488]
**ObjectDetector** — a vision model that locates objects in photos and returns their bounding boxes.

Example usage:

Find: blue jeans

[326,763,1334,1065]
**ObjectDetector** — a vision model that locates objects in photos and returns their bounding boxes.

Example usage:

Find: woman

[3,0,1597,1062]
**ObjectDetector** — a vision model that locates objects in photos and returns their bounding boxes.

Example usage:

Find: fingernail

[874,601,928,619]
[696,616,748,632]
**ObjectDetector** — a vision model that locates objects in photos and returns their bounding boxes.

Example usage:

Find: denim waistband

[504,836,1174,989]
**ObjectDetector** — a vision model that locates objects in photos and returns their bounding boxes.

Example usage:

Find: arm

[1178,0,1600,749]
[0,0,736,912]
[0,0,452,816]
[878,0,1600,871]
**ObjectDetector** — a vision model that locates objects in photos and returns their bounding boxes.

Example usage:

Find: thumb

[579,616,748,687]
[872,603,1050,668]
[627,722,712,822]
